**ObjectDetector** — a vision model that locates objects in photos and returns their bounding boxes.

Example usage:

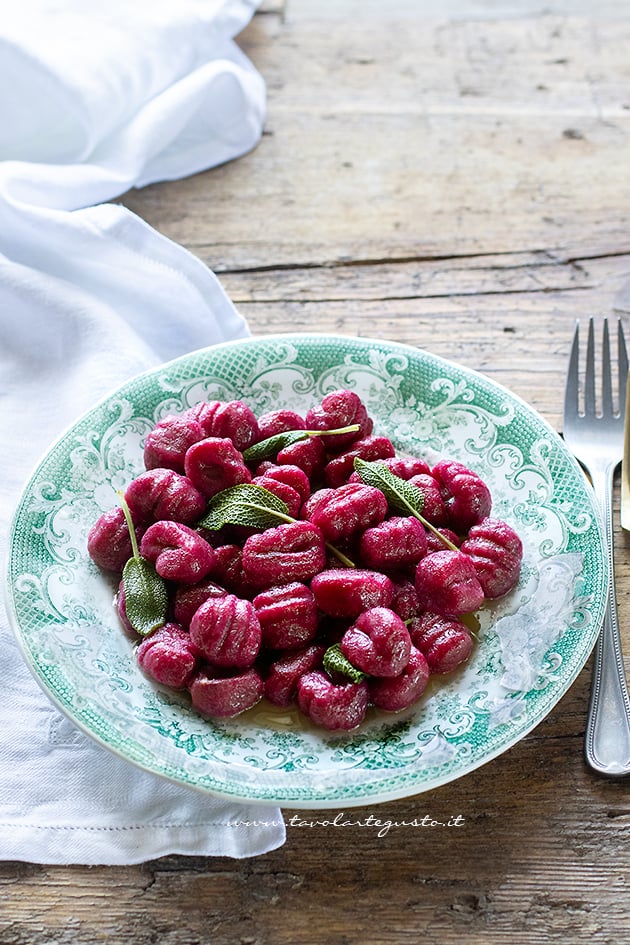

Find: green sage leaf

[242,429,309,463]
[122,556,168,637]
[242,423,361,464]
[353,457,459,551]
[197,483,293,531]
[323,643,367,683]
[353,458,425,517]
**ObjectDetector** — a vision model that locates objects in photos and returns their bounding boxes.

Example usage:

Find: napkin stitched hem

[0,820,287,864]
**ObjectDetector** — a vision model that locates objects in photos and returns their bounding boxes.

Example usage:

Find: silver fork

[563,317,630,776]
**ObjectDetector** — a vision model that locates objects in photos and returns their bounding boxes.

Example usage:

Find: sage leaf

[352,458,458,551]
[122,556,168,637]
[323,643,367,684]
[197,483,294,531]
[242,423,361,464]
[353,458,426,517]
[242,429,309,463]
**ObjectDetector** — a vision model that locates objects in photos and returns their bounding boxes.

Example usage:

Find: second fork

[563,318,630,777]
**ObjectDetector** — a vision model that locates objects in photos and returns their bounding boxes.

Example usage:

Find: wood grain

[123,13,630,269]
[4,2,630,943]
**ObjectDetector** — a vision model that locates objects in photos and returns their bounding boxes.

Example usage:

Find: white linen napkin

[0,0,287,863]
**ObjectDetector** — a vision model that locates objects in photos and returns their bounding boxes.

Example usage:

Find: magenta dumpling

[190,400,260,452]
[389,577,423,621]
[251,473,302,518]
[304,389,373,450]
[459,517,522,599]
[425,527,461,555]
[256,409,305,439]
[414,549,485,616]
[143,413,204,474]
[184,436,252,498]
[349,455,430,484]
[276,435,326,479]
[310,568,395,618]
[264,644,326,707]
[368,646,430,712]
[87,506,141,572]
[358,516,427,571]
[340,607,412,678]
[124,468,206,526]
[189,593,261,669]
[297,670,369,731]
[255,463,311,504]
[136,623,199,689]
[172,577,229,630]
[407,473,449,528]
[140,521,215,584]
[189,666,264,718]
[324,435,396,487]
[303,482,388,543]
[409,612,474,674]
[253,581,318,650]
[431,459,492,533]
[115,580,140,639]
[208,543,255,599]
[242,521,326,589]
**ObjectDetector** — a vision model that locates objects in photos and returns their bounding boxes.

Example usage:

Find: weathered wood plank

[123,15,630,269]
[217,251,630,304]
[286,0,630,19]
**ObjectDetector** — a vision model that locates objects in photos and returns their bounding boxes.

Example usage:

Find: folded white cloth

[0,0,286,863]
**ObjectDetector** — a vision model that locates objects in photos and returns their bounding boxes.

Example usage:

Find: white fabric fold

[0,0,287,863]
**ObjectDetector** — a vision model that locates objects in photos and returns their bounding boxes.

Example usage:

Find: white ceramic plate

[6,334,606,808]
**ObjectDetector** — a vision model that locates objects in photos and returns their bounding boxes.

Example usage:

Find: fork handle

[585,463,630,777]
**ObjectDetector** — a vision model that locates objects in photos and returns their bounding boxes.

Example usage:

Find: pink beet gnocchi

[264,644,326,707]
[140,521,215,584]
[189,594,261,669]
[189,399,260,452]
[253,582,318,650]
[297,671,369,731]
[124,468,206,526]
[143,413,204,474]
[323,435,395,487]
[242,521,326,589]
[303,482,388,542]
[459,518,523,598]
[409,612,474,674]
[88,388,523,729]
[431,459,492,533]
[311,568,395,618]
[136,623,199,689]
[305,389,373,450]
[341,608,411,677]
[369,647,430,712]
[190,666,264,718]
[184,436,252,498]
[358,515,427,571]
[87,506,140,573]
[414,549,485,617]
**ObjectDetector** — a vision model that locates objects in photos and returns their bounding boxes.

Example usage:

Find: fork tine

[619,320,628,411]
[602,319,613,416]
[585,317,596,417]
[564,320,580,419]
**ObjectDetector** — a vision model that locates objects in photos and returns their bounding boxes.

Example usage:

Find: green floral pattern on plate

[6,335,607,807]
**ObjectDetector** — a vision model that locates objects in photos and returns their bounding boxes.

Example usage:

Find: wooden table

[3,2,630,941]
